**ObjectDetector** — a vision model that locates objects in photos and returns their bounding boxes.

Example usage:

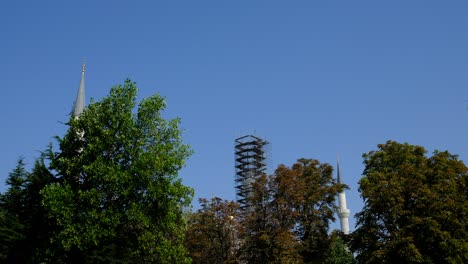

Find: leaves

[186,197,241,264]
[325,233,356,264]
[41,79,193,263]
[352,140,468,263]
[187,159,346,264]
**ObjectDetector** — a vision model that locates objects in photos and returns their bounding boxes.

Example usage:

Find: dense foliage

[186,197,241,264]
[0,157,55,263]
[1,80,193,263]
[186,159,347,264]
[2,82,466,264]
[324,232,356,264]
[352,141,468,263]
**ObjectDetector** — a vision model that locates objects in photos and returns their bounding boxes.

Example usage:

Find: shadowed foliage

[186,197,241,264]
[187,158,346,264]
[352,141,468,264]
[0,79,196,263]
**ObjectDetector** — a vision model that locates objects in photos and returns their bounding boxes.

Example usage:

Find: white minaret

[337,158,350,234]
[72,63,86,118]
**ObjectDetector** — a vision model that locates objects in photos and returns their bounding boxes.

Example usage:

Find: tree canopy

[41,79,193,263]
[0,79,193,263]
[352,140,468,264]
[186,158,347,264]
[186,197,241,264]
[324,232,356,264]
[3,79,466,264]
[0,155,56,263]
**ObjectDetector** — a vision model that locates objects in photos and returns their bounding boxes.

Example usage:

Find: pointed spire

[337,155,343,184]
[336,155,350,234]
[72,63,86,118]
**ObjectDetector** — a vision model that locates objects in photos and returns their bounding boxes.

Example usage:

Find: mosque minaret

[337,158,350,235]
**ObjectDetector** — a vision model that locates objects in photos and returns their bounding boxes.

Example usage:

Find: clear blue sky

[1,1,467,231]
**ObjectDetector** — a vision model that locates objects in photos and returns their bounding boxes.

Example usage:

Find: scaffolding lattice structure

[234,135,269,209]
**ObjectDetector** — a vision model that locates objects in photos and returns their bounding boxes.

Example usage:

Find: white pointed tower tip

[337,154,343,184]
[72,62,86,118]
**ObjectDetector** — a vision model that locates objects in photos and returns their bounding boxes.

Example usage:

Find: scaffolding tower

[234,135,269,209]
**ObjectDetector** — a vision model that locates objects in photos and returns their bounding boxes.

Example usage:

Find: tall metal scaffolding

[234,135,269,209]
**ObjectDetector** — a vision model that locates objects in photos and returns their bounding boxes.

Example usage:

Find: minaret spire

[337,156,343,184]
[337,156,350,234]
[72,63,86,118]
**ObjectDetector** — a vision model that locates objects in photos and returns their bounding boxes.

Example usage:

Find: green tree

[281,159,343,263]
[22,155,57,262]
[186,197,241,264]
[41,79,193,263]
[242,173,303,264]
[0,159,28,262]
[1,158,28,215]
[0,208,24,262]
[352,141,468,264]
[324,232,356,264]
[241,159,343,264]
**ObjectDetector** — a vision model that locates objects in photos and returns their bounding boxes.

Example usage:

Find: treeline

[186,158,354,264]
[1,80,467,263]
[186,142,468,264]
[1,80,193,263]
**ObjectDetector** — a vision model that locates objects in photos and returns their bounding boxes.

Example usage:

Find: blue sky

[1,1,467,231]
